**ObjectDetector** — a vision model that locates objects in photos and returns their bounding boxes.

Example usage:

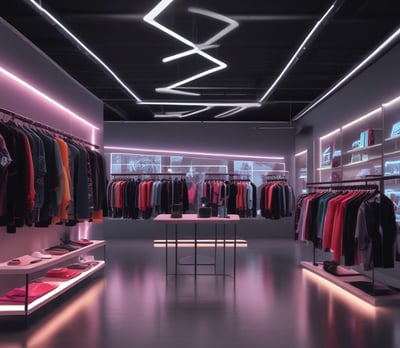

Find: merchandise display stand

[0,240,105,319]
[154,214,240,278]
[302,261,400,306]
[300,176,400,306]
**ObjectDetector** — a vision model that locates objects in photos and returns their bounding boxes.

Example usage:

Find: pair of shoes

[31,251,52,259]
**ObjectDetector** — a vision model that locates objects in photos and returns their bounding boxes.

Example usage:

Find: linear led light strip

[144,0,238,97]
[141,101,261,119]
[319,128,340,140]
[0,65,99,129]
[295,150,307,157]
[27,0,141,102]
[259,2,337,103]
[105,146,284,161]
[154,107,210,118]
[342,107,381,129]
[294,26,400,121]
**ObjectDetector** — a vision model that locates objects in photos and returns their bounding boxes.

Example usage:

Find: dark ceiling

[1,0,400,122]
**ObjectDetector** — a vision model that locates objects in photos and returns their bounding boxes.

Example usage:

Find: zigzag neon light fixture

[144,0,238,97]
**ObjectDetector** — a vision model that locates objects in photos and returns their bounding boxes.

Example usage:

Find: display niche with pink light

[0,106,107,325]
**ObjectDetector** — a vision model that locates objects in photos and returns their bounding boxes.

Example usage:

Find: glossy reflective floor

[1,239,400,348]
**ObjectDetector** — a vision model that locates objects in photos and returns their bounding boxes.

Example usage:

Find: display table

[154,214,240,278]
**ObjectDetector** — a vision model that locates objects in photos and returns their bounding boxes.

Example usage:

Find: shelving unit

[0,240,105,318]
[317,109,383,182]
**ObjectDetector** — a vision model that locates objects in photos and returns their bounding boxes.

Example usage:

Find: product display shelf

[384,134,400,142]
[302,261,400,306]
[342,155,382,167]
[0,240,105,317]
[344,143,382,154]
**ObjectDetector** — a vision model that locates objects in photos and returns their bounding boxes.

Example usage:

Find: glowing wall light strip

[295,150,307,157]
[383,95,400,108]
[342,107,381,129]
[144,0,238,97]
[105,146,284,161]
[0,65,99,130]
[294,27,400,121]
[27,0,141,102]
[319,128,340,140]
[259,3,336,103]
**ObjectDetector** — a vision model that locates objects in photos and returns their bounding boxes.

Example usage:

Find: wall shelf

[0,240,105,318]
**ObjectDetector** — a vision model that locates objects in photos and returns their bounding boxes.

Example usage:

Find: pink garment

[0,282,57,304]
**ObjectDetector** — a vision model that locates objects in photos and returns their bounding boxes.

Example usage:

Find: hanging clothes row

[295,188,398,269]
[107,177,189,219]
[200,179,257,218]
[0,119,106,233]
[260,180,295,219]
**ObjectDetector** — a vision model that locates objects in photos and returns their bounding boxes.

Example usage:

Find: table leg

[175,224,178,275]
[214,224,217,274]
[194,223,197,276]
[234,223,237,279]
[165,224,168,276]
[223,224,226,275]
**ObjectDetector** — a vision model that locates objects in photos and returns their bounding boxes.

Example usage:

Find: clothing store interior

[1,1,400,347]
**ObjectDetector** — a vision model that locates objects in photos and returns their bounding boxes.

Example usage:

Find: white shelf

[383,150,400,157]
[0,240,105,275]
[342,155,382,167]
[0,261,104,316]
[317,166,337,171]
[384,134,400,142]
[345,143,382,154]
[302,261,400,306]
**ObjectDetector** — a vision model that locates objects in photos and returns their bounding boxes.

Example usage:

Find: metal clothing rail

[110,173,187,176]
[0,106,99,149]
[305,175,400,298]
[306,175,400,187]
[204,173,251,176]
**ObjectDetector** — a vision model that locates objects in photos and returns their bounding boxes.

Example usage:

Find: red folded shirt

[0,282,57,304]
[45,267,82,278]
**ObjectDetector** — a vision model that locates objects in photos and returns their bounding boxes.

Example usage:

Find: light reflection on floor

[1,239,400,348]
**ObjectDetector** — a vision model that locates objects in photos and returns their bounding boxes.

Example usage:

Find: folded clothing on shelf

[4,255,44,266]
[69,239,93,247]
[45,267,82,279]
[31,251,52,259]
[0,282,58,304]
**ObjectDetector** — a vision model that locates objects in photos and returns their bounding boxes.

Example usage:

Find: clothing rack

[306,175,400,187]
[305,175,400,297]
[0,106,99,149]
[204,173,251,180]
[110,172,187,178]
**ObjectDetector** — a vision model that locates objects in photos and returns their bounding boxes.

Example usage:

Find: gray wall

[295,42,400,180]
[104,121,294,160]
[103,122,296,239]
[294,42,400,280]
[0,19,104,262]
